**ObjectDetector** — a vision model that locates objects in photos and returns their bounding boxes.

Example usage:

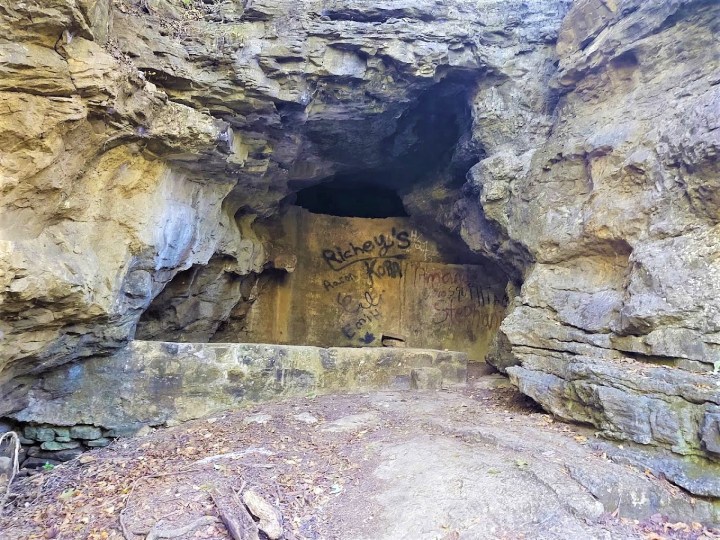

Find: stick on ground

[145,515,217,540]
[211,484,259,540]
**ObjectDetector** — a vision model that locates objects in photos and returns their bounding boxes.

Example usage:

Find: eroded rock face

[0,0,570,415]
[476,0,720,496]
[2,0,719,502]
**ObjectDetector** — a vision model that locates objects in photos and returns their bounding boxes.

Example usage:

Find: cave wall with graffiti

[236,208,509,360]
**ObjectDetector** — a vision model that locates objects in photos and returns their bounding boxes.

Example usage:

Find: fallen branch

[211,484,259,540]
[243,489,283,540]
[145,515,217,540]
[0,431,21,511]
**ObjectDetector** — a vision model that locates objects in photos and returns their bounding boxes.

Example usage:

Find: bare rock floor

[2,369,718,540]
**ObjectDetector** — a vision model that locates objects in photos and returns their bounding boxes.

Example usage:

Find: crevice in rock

[318,8,435,24]
[135,257,262,343]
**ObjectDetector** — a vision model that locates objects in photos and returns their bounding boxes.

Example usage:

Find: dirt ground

[2,367,719,540]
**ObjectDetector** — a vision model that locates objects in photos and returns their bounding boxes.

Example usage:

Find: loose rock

[69,426,102,440]
[242,489,283,540]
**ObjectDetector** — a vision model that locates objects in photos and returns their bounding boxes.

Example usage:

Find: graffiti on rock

[338,290,383,341]
[311,223,507,349]
[321,228,411,271]
[413,267,508,331]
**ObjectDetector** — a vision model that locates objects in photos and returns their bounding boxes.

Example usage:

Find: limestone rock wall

[473,0,720,497]
[0,1,266,415]
[0,0,571,415]
[2,0,720,501]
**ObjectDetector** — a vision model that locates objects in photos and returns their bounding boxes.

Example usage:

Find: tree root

[211,483,259,540]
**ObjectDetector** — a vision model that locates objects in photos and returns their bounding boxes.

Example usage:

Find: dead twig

[0,432,21,511]
[145,515,217,540]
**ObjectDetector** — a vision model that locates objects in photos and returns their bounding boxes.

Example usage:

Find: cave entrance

[136,75,514,361]
[135,205,511,361]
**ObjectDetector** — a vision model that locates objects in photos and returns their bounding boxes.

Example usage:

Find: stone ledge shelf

[9,341,468,436]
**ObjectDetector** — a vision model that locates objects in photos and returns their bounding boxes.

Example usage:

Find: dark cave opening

[294,179,408,218]
[289,75,480,220]
[136,73,518,360]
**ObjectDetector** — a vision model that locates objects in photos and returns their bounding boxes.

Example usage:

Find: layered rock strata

[0,0,569,414]
[476,0,720,497]
[9,341,467,433]
[1,0,720,506]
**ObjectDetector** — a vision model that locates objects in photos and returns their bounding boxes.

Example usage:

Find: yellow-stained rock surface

[1,0,720,509]
[237,209,508,359]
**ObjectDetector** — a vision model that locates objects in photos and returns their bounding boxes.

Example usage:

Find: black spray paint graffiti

[322,272,356,291]
[337,290,382,343]
[321,228,411,271]
[363,258,403,286]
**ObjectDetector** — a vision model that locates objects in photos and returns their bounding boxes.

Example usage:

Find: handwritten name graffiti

[413,266,509,331]
[337,290,381,314]
[413,268,510,308]
[323,272,356,291]
[321,228,411,271]
[409,230,430,261]
[431,299,503,329]
[363,258,403,286]
[337,290,382,342]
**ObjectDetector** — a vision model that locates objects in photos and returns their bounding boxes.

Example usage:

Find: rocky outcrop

[9,341,467,433]
[474,0,720,497]
[0,0,570,416]
[2,0,720,505]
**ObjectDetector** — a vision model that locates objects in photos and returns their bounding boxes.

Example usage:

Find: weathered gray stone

[244,414,273,425]
[410,367,443,390]
[102,425,147,438]
[52,427,70,439]
[23,426,55,442]
[69,425,102,440]
[593,439,720,500]
[84,437,111,448]
[40,441,80,451]
[10,342,467,432]
[28,446,83,462]
[293,413,318,425]
[701,410,720,457]
[321,413,380,433]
